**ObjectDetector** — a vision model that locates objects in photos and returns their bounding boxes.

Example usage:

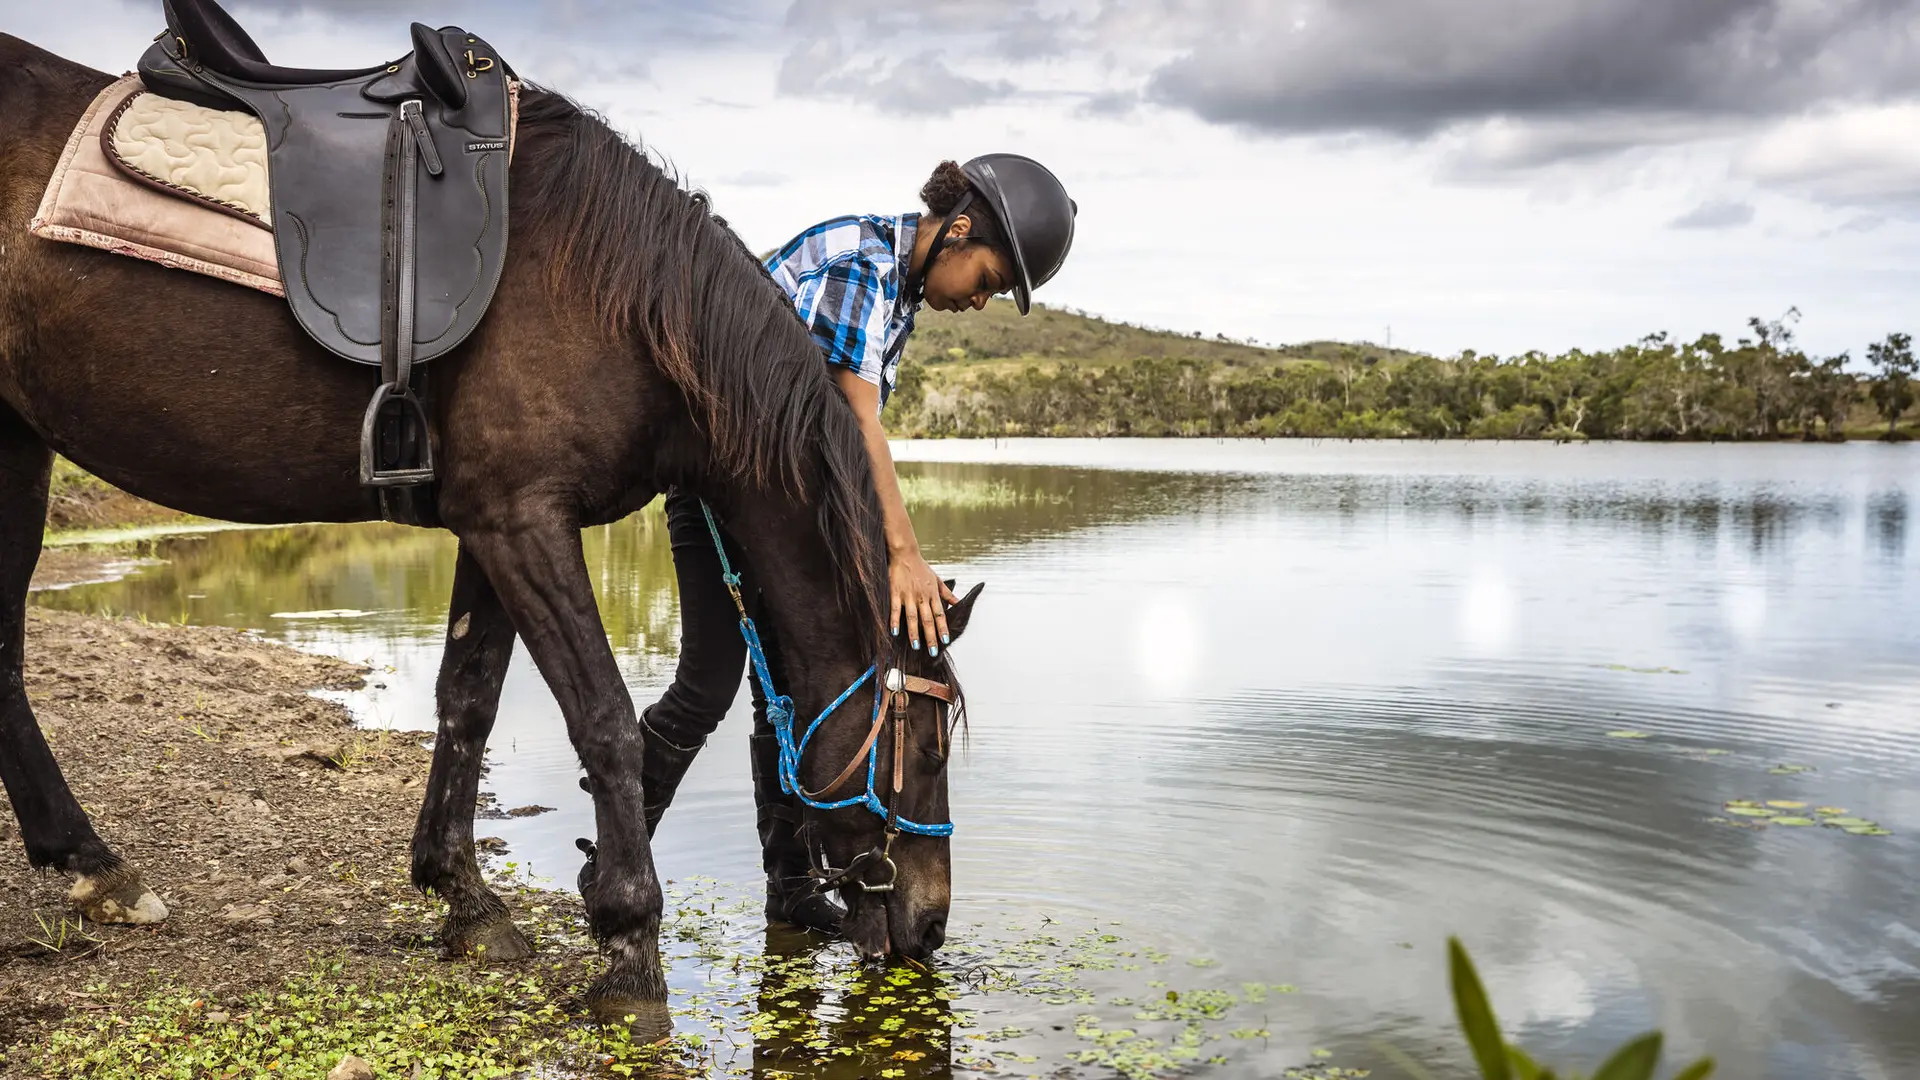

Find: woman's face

[921,215,1015,313]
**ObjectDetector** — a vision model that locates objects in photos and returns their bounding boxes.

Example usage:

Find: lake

[34,439,1920,1080]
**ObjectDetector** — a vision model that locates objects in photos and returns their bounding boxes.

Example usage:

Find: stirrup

[359,381,435,486]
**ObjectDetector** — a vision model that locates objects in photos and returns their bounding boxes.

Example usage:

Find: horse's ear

[945,581,986,643]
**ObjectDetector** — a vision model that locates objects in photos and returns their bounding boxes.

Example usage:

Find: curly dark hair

[919,160,1008,254]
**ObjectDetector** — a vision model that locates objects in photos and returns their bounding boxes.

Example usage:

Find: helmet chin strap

[906,191,974,307]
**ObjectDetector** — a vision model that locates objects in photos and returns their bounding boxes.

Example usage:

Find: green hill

[904,299,1427,371]
[888,304,1913,441]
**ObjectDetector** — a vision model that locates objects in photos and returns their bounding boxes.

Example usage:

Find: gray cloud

[1668,199,1756,230]
[1077,88,1140,120]
[1144,0,1920,141]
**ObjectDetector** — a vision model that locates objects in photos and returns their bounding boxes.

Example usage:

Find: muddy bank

[0,609,635,1078]
[44,458,187,534]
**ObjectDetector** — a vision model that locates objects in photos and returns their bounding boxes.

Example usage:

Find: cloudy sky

[13,0,1919,359]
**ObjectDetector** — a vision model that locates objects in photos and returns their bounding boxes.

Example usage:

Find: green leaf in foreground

[1671,1058,1717,1080]
[1770,817,1817,826]
[1589,1031,1661,1080]
[1447,937,1511,1080]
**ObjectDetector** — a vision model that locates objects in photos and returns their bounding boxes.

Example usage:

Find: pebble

[327,1055,374,1080]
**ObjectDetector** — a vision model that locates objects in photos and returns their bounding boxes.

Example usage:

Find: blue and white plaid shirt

[763,213,920,411]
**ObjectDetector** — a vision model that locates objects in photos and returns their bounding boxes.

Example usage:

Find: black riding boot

[751,728,844,934]
[638,706,705,837]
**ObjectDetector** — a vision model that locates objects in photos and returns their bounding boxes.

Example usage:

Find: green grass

[894,475,1062,509]
[28,956,680,1080]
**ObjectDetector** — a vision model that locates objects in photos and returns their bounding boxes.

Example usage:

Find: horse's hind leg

[0,409,166,924]
[410,543,533,960]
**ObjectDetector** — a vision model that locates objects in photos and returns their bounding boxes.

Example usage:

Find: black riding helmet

[916,153,1077,315]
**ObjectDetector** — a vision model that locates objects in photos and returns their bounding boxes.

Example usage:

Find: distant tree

[1790,354,1856,440]
[1866,332,1916,439]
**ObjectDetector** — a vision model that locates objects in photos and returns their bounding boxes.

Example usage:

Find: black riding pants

[647,491,793,876]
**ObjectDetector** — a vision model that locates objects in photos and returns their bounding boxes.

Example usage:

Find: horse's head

[802,581,983,963]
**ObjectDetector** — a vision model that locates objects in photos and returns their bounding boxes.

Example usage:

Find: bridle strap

[899,673,955,703]
[806,677,954,801]
[697,499,957,837]
[806,693,890,801]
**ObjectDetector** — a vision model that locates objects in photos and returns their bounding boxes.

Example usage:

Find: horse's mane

[509,85,888,653]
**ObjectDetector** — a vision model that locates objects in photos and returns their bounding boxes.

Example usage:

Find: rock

[285,856,310,875]
[326,1055,374,1080]
[205,1010,229,1023]
[283,744,344,769]
[506,804,555,817]
[474,837,508,855]
[259,873,289,890]
[218,901,271,923]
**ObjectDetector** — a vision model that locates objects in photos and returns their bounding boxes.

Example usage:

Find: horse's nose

[914,913,947,958]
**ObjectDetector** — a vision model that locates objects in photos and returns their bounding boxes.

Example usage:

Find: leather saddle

[136,0,515,494]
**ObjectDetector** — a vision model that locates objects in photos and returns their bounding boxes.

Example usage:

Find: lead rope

[697,501,953,838]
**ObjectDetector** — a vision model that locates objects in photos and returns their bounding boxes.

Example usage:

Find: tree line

[887,314,1916,441]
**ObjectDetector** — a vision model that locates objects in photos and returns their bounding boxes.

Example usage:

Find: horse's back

[0,36,381,525]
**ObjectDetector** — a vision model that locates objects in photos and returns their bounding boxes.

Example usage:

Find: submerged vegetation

[897,306,1916,442]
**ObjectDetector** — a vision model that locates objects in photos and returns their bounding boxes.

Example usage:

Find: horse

[0,35,970,1036]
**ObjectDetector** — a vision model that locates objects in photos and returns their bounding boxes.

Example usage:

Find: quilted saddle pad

[31,75,518,299]
[31,75,280,295]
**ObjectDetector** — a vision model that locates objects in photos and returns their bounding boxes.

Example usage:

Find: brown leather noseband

[806,667,955,804]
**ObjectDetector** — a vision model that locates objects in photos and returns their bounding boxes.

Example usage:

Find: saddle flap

[410,23,468,110]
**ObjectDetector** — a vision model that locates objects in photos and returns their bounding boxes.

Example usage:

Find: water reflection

[31,440,1920,1080]
[747,930,955,1080]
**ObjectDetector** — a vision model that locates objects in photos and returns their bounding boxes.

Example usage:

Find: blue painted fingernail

[941,633,950,645]
[912,639,920,650]
[929,645,939,658]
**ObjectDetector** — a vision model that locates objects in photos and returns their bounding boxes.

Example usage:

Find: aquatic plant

[1380,937,1714,1080]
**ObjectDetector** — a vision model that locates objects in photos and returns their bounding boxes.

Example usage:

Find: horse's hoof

[588,994,672,1041]
[443,916,535,962]
[68,868,168,925]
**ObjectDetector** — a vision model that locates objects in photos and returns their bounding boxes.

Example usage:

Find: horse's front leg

[410,543,533,960]
[460,520,668,1035]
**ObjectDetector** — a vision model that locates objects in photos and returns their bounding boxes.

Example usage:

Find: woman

[639,154,1077,931]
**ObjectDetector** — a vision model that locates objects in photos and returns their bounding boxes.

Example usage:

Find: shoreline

[0,608,672,1077]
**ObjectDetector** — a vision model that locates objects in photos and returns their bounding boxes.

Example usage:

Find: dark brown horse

[0,37,969,1035]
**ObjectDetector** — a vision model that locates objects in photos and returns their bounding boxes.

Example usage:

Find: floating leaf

[1724,800,1761,808]
[1607,730,1650,739]
[1701,749,1731,756]
[1813,807,1848,816]
[1723,807,1775,817]
[1771,817,1816,826]
[1764,800,1806,809]
[1819,817,1875,828]
[1768,764,1814,774]
[1843,826,1892,836]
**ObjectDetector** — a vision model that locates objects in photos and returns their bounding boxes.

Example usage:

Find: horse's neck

[722,498,872,700]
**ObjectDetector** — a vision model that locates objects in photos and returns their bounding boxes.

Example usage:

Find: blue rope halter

[698,501,953,838]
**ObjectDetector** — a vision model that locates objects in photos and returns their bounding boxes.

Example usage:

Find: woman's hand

[891,548,959,655]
